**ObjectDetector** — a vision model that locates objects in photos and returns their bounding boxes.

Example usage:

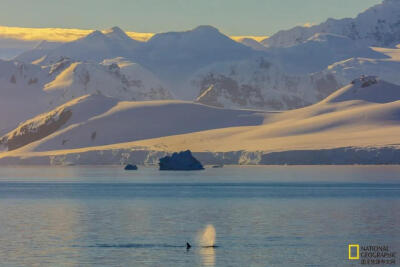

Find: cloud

[0,26,91,42]
[125,32,154,42]
[230,35,269,42]
[0,25,267,43]
[302,22,316,28]
[0,25,155,42]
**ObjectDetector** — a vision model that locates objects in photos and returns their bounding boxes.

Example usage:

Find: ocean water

[0,166,399,267]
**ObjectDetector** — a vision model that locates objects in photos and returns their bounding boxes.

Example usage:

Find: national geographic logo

[349,244,360,260]
[349,244,397,265]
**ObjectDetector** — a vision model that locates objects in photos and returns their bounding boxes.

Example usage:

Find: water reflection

[199,247,216,267]
[0,200,82,266]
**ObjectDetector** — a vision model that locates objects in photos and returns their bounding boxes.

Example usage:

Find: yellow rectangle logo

[349,244,360,260]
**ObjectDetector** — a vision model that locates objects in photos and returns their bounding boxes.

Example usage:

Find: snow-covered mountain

[5,1,400,115]
[0,57,172,133]
[101,57,172,99]
[0,59,50,134]
[15,40,62,64]
[17,25,262,75]
[0,96,265,152]
[2,1,400,164]
[16,27,142,64]
[191,40,400,111]
[116,77,400,159]
[322,53,400,87]
[42,57,172,104]
[14,25,267,99]
[192,58,340,110]
[2,77,400,165]
[0,94,119,151]
[0,37,39,60]
[263,0,400,48]
[266,33,387,74]
[321,75,400,104]
[133,25,263,81]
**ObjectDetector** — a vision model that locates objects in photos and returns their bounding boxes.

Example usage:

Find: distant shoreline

[1,145,399,166]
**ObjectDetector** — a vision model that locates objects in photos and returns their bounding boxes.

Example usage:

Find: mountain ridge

[263,0,400,48]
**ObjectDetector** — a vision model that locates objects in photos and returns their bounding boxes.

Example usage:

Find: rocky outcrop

[0,108,72,151]
[124,164,138,170]
[159,150,204,170]
[193,59,340,110]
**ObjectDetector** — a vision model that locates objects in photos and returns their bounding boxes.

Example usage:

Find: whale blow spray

[197,224,216,247]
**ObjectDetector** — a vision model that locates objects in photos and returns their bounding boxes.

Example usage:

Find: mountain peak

[103,26,135,42]
[89,30,103,36]
[83,30,107,41]
[148,25,224,43]
[191,25,220,34]
[108,26,124,32]
[104,26,125,36]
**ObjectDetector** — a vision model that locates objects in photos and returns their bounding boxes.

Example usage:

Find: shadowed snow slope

[0,94,118,151]
[322,76,400,104]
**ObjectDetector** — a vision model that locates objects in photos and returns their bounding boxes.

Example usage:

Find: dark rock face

[124,164,138,170]
[1,109,72,151]
[159,150,204,171]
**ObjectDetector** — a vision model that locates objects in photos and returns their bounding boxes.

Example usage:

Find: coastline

[1,145,399,166]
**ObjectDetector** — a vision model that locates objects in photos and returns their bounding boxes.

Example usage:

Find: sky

[0,0,382,36]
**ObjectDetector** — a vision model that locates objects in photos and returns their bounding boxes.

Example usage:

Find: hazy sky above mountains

[0,0,381,35]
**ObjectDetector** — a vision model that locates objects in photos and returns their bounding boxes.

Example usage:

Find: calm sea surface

[0,166,399,267]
